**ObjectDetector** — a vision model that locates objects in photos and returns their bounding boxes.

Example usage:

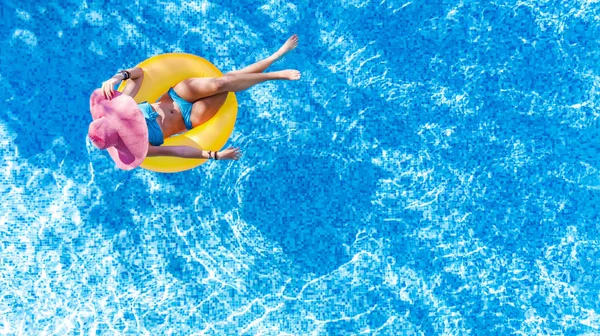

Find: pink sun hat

[88,89,149,170]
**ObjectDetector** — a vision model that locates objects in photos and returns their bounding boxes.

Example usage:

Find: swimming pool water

[2,0,600,334]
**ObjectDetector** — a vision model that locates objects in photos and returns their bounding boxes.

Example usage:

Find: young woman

[88,35,299,170]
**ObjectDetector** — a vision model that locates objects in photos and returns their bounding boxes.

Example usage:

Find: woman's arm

[147,146,241,160]
[101,67,144,99]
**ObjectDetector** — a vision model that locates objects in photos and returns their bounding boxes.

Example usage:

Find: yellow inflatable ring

[118,53,238,173]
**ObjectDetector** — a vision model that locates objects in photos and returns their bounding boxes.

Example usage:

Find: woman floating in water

[88,35,300,170]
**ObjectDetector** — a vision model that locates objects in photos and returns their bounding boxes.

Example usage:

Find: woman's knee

[181,77,222,93]
[191,77,227,92]
[213,77,229,91]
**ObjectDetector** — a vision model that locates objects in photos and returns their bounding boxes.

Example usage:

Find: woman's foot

[273,34,299,60]
[276,69,301,80]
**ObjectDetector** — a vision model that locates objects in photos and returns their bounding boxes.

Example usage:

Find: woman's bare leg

[226,35,299,76]
[190,92,229,127]
[173,34,300,126]
[173,70,301,102]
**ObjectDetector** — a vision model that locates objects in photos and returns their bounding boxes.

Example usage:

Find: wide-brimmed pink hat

[88,89,148,170]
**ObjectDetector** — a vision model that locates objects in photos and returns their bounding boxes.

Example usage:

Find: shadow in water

[242,154,385,277]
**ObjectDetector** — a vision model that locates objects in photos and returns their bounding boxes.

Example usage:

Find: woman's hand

[217,147,242,160]
[101,76,122,99]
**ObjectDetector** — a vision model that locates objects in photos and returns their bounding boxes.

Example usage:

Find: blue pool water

[2,0,600,334]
